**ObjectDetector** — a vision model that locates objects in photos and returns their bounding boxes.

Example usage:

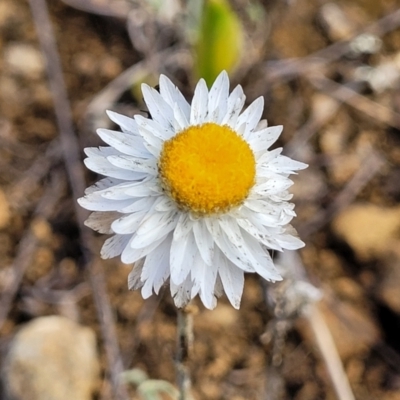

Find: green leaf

[194,0,243,87]
[120,368,148,386]
[138,380,179,400]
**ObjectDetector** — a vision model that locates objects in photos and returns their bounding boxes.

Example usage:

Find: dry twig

[28,0,129,398]
[176,306,194,400]
[264,251,356,400]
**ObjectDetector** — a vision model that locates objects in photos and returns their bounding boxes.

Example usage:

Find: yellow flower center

[158,122,256,215]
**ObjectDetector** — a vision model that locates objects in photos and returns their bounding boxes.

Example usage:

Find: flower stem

[176,306,194,400]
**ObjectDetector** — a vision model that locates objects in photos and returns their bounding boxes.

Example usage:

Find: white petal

[121,235,166,264]
[111,211,147,234]
[233,204,288,228]
[253,177,293,195]
[268,191,294,202]
[257,147,283,165]
[276,226,305,250]
[236,97,264,139]
[171,275,193,309]
[222,85,246,127]
[142,83,174,129]
[267,155,308,174]
[248,125,282,153]
[141,235,171,298]
[99,184,139,200]
[95,179,159,200]
[137,209,177,236]
[173,102,189,131]
[170,230,197,285]
[154,196,176,212]
[192,220,214,266]
[97,129,150,157]
[119,197,157,213]
[256,119,269,131]
[159,75,191,120]
[84,156,146,180]
[78,193,134,211]
[217,249,244,309]
[128,259,145,290]
[153,235,173,294]
[101,234,131,259]
[135,114,174,141]
[84,177,124,194]
[84,146,120,158]
[244,199,277,214]
[205,218,255,273]
[240,230,282,281]
[124,181,162,197]
[84,211,120,234]
[134,116,164,150]
[107,110,139,135]
[236,218,283,251]
[191,250,218,310]
[173,213,194,241]
[218,216,271,274]
[107,155,158,175]
[214,275,224,298]
[143,141,161,158]
[131,211,178,248]
[255,208,295,227]
[190,79,208,125]
[207,70,229,123]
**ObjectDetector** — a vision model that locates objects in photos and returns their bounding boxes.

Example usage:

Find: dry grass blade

[306,305,356,400]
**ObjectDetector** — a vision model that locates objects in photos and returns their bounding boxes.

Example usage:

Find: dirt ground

[1,0,400,399]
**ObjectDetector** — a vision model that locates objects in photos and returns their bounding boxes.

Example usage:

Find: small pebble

[4,43,45,79]
[332,203,400,261]
[3,316,100,400]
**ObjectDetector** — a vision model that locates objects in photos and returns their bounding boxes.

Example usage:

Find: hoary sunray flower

[78,71,307,310]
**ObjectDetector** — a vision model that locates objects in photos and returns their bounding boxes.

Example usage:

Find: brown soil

[1,0,400,399]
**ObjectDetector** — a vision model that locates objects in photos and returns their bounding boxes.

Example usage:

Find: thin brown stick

[176,307,194,400]
[266,251,356,400]
[28,1,129,398]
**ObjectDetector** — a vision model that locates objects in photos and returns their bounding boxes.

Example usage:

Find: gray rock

[4,44,44,79]
[3,316,99,400]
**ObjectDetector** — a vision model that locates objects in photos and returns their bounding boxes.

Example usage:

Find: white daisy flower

[78,71,307,310]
